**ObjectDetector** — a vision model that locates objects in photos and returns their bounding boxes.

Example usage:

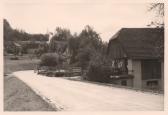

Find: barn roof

[107,28,164,59]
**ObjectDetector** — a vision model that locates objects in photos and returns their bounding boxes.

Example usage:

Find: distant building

[107,28,164,91]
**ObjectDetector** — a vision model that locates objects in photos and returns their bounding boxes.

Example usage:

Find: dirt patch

[4,75,56,111]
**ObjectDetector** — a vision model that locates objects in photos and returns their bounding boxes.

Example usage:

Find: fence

[34,64,82,77]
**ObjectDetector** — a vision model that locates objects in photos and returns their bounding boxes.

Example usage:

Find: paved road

[13,70,164,111]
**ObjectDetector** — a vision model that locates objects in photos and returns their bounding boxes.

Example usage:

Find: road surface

[13,70,164,111]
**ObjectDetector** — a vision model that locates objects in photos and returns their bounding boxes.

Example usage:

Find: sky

[3,0,159,41]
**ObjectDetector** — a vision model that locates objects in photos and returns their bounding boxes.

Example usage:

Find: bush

[54,72,65,77]
[86,64,111,82]
[86,53,111,83]
[40,53,59,67]
[10,56,19,60]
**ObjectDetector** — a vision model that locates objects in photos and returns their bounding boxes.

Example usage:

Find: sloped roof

[108,28,164,59]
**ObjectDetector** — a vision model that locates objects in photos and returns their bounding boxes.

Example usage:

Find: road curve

[13,70,164,111]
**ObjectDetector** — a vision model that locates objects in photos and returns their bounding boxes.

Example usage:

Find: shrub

[40,53,59,67]
[54,72,65,77]
[86,53,111,83]
[10,56,19,60]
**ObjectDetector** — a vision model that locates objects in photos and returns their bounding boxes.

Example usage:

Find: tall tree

[74,25,103,69]
[78,25,102,50]
[68,35,80,64]
[49,27,72,52]
[50,27,72,41]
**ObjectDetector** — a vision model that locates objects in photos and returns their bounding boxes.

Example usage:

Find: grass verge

[4,55,57,111]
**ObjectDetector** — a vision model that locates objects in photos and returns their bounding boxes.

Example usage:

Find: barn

[107,28,164,91]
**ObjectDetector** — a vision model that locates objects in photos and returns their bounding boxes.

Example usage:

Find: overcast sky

[3,0,159,41]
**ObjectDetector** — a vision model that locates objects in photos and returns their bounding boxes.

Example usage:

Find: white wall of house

[127,59,133,74]
[112,59,163,90]
[111,79,133,87]
[132,60,142,89]
[131,60,163,90]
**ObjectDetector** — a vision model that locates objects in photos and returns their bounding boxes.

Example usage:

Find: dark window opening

[146,80,158,86]
[142,60,161,80]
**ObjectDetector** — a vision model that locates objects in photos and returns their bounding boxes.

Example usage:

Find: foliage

[68,35,80,64]
[40,53,59,67]
[52,27,72,41]
[34,43,49,58]
[3,19,49,55]
[3,19,49,41]
[75,46,94,69]
[49,27,72,52]
[86,52,111,82]
[10,57,19,60]
[49,25,105,69]
[78,25,102,50]
[68,25,104,69]
[3,19,13,42]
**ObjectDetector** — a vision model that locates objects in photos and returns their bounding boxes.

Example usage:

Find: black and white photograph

[2,0,165,112]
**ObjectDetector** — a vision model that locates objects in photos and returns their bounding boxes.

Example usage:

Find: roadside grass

[4,54,57,111]
[4,76,56,111]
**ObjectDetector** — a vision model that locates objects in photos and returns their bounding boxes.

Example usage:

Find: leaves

[67,25,106,69]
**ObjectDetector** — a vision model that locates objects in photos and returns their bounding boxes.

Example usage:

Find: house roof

[107,28,164,59]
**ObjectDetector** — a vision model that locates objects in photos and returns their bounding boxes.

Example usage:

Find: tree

[4,19,49,55]
[75,25,103,69]
[3,19,13,42]
[49,27,72,52]
[86,52,111,82]
[67,35,80,64]
[34,43,49,58]
[78,25,102,50]
[148,3,164,27]
[76,46,94,69]
[149,3,164,16]
[4,19,49,42]
[67,25,105,69]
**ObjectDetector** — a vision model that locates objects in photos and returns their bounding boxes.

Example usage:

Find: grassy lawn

[4,55,40,75]
[4,54,57,111]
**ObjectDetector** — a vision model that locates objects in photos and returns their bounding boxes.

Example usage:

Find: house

[107,28,164,91]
